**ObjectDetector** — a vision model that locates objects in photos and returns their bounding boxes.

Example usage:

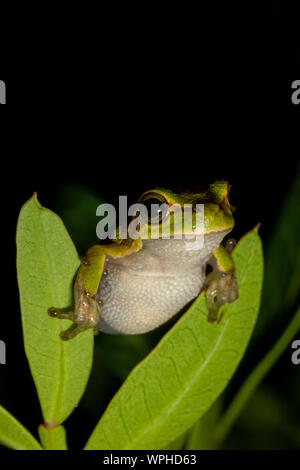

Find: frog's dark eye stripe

[139,192,169,225]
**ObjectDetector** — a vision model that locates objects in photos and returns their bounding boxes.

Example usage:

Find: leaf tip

[28,192,42,209]
[253,222,262,233]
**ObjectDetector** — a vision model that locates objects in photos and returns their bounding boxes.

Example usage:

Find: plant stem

[214,306,300,444]
[38,424,68,450]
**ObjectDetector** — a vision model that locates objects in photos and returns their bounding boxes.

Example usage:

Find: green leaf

[0,405,42,450]
[38,424,68,450]
[227,386,300,449]
[161,432,186,450]
[214,305,300,444]
[85,228,263,450]
[256,171,300,340]
[16,195,94,426]
[184,398,222,450]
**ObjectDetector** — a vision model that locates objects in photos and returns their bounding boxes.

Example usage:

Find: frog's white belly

[96,233,227,334]
[97,264,205,334]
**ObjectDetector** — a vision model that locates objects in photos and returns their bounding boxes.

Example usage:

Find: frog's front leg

[48,240,142,340]
[205,243,239,322]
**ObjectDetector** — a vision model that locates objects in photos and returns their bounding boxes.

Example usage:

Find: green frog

[49,180,239,340]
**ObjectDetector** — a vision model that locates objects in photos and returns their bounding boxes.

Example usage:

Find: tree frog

[49,181,238,340]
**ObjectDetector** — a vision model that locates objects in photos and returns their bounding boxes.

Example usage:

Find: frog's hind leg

[47,245,106,341]
[49,294,101,341]
[48,307,87,340]
[205,245,239,322]
[48,240,142,341]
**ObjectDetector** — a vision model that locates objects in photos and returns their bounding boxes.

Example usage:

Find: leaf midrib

[120,237,257,449]
[123,315,230,449]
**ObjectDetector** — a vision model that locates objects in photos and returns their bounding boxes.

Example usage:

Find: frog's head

[136,180,236,239]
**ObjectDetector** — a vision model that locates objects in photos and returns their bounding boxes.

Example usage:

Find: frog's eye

[228,184,239,212]
[139,192,169,225]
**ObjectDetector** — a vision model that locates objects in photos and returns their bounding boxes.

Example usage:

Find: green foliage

[16,195,93,426]
[1,179,298,450]
[0,405,42,450]
[38,424,68,450]
[214,305,300,444]
[256,174,300,340]
[184,399,222,450]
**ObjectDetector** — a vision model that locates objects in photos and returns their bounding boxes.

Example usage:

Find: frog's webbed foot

[48,308,81,340]
[48,288,101,341]
[48,308,75,321]
[48,305,100,340]
[205,245,239,322]
[205,270,238,322]
[48,307,80,340]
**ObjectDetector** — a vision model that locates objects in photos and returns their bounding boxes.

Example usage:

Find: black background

[0,0,299,451]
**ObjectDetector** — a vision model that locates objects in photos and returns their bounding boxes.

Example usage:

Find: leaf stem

[38,424,68,450]
[214,306,300,444]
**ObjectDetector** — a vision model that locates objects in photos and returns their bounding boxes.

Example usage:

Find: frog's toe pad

[48,308,59,318]
[59,323,80,341]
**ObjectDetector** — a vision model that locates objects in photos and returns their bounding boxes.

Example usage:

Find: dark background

[0,0,299,450]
